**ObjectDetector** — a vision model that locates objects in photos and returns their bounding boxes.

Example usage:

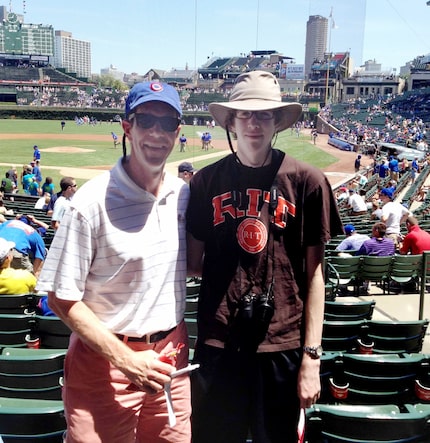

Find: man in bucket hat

[187,71,343,442]
[37,81,191,442]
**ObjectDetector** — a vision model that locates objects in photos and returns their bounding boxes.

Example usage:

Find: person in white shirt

[50,177,77,230]
[37,81,191,442]
[347,189,368,216]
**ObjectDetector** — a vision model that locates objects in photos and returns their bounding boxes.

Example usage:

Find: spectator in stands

[380,187,410,249]
[0,218,45,277]
[400,215,430,255]
[33,145,41,162]
[388,155,400,181]
[6,166,18,188]
[377,158,388,184]
[335,224,370,253]
[357,222,395,256]
[187,70,343,442]
[0,238,37,294]
[0,172,16,193]
[21,166,34,194]
[370,201,383,220]
[32,160,42,183]
[36,80,191,442]
[41,176,54,195]
[178,161,196,184]
[347,188,368,216]
[34,192,51,212]
[16,214,49,239]
[28,177,41,196]
[51,177,77,230]
[336,186,349,202]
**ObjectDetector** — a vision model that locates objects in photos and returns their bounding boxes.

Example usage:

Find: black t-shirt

[187,149,343,352]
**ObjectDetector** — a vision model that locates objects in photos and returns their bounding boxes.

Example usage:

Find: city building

[304,15,328,79]
[54,31,91,79]
[0,7,54,59]
[100,64,125,82]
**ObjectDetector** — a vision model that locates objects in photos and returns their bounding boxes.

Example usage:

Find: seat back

[0,396,66,440]
[324,300,375,321]
[339,353,426,404]
[389,254,423,292]
[0,294,36,315]
[322,320,366,352]
[326,256,362,285]
[366,319,429,353]
[0,314,32,349]
[29,316,72,349]
[359,255,392,285]
[306,403,430,442]
[0,348,66,400]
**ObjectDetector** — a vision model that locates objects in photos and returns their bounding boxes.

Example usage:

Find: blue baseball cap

[125,81,182,118]
[344,224,355,235]
[381,188,394,199]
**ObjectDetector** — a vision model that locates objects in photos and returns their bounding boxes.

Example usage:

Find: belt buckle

[145,334,152,344]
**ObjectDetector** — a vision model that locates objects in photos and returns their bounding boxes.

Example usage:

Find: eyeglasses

[235,110,275,121]
[129,113,181,132]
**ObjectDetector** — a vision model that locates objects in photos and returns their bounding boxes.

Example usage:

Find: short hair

[59,176,75,191]
[373,222,387,237]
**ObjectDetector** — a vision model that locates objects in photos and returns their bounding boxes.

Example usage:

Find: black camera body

[238,285,275,347]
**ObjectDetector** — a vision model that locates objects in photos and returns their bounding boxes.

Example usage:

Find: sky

[9,0,430,75]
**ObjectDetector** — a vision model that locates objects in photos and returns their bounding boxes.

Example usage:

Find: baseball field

[0,118,350,190]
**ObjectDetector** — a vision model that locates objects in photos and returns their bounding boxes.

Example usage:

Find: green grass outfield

[0,119,338,190]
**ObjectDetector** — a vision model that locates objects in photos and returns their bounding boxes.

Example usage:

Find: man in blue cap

[37,81,191,441]
[380,187,410,249]
[335,224,370,253]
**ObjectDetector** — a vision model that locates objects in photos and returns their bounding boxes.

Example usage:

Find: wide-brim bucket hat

[208,70,302,132]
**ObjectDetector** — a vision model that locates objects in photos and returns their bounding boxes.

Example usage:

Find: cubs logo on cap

[150,83,163,92]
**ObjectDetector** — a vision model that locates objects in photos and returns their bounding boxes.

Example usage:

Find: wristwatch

[303,344,323,359]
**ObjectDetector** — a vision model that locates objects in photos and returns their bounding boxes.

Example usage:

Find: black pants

[191,344,301,443]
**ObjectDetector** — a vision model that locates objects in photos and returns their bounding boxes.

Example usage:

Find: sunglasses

[129,113,181,132]
[235,110,275,121]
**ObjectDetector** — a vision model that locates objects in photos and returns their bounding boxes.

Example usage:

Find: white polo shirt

[37,158,190,337]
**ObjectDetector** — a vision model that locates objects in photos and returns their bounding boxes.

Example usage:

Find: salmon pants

[63,321,191,443]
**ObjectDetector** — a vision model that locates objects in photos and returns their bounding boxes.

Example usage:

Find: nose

[247,113,260,127]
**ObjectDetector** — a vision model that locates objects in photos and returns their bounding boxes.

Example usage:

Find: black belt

[116,326,176,344]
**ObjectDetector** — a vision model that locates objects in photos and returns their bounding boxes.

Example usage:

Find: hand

[297,356,321,409]
[123,349,175,394]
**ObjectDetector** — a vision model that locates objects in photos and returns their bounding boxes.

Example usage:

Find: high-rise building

[54,30,91,79]
[304,15,328,79]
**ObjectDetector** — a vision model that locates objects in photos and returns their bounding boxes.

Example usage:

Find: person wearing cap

[380,187,409,248]
[335,224,370,253]
[33,145,41,162]
[178,161,196,184]
[186,70,343,442]
[0,238,36,294]
[36,81,191,441]
[179,133,187,152]
[0,218,45,277]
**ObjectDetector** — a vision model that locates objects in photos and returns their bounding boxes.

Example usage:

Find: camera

[239,286,275,339]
